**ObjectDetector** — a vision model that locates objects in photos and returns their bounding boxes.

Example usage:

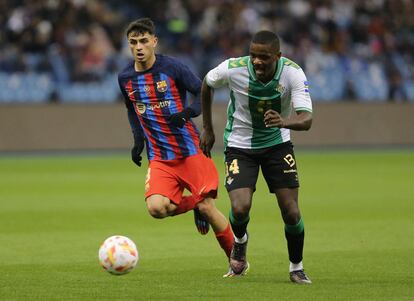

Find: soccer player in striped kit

[200,30,313,283]
[117,18,233,274]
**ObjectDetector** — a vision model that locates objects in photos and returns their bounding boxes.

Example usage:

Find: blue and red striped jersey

[118,54,202,161]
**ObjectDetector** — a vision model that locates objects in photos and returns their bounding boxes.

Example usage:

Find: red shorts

[145,153,219,205]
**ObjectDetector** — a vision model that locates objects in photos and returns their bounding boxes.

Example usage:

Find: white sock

[234,233,248,244]
[289,261,303,272]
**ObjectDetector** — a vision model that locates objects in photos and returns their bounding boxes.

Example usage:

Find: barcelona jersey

[118,54,202,161]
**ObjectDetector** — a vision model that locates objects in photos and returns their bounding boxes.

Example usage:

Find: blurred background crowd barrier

[1,0,414,104]
[1,102,414,151]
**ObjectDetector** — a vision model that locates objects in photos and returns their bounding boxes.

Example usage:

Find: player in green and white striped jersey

[200,30,312,283]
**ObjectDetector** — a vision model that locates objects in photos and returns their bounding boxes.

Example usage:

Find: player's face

[249,42,281,83]
[128,32,158,64]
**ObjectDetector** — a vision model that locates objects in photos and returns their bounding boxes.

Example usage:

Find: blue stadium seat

[404,80,414,102]
[391,54,412,80]
[58,74,119,103]
[0,72,53,103]
[305,54,346,101]
[348,59,388,102]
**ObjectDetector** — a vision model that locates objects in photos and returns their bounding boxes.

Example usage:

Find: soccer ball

[98,235,139,275]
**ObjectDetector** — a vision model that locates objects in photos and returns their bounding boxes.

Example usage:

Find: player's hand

[131,140,144,167]
[199,129,215,158]
[264,109,284,128]
[168,108,192,128]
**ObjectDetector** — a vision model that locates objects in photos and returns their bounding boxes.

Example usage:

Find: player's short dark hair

[251,30,280,51]
[126,18,156,37]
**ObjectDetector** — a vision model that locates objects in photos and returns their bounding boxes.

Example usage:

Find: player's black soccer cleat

[229,234,248,275]
[193,208,209,235]
[289,269,312,284]
[223,262,250,278]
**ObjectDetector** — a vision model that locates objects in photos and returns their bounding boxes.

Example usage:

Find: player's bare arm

[199,78,215,158]
[264,110,312,131]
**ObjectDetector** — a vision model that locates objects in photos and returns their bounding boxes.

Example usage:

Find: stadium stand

[0,0,413,103]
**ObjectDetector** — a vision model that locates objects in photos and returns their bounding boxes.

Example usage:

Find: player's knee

[146,203,168,219]
[147,207,167,218]
[282,207,300,225]
[146,195,171,218]
[196,198,215,216]
[147,207,168,218]
[232,202,250,219]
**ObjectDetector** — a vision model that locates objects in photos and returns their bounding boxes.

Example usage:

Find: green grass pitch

[0,150,413,300]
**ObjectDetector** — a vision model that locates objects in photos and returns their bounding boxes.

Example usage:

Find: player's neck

[135,54,156,72]
[258,73,275,84]
[259,66,277,84]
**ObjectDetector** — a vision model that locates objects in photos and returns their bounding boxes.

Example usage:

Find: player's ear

[152,36,158,48]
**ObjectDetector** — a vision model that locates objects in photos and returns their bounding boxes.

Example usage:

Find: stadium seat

[305,54,346,101]
[404,81,414,102]
[348,59,389,102]
[58,74,119,103]
[0,72,53,103]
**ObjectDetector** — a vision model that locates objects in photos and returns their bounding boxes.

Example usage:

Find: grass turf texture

[0,150,413,301]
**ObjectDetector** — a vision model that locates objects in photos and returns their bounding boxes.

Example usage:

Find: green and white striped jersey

[206,56,312,149]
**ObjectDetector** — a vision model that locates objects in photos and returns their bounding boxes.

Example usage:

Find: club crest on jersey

[156,80,168,92]
[276,84,285,94]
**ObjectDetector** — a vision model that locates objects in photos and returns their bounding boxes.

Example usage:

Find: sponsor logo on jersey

[156,80,168,92]
[135,100,171,114]
[135,103,146,114]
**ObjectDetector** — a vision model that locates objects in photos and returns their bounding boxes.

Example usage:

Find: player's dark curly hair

[251,30,280,51]
[126,18,155,37]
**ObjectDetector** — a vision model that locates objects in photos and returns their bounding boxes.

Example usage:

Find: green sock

[284,218,305,263]
[229,209,250,239]
[284,218,304,235]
